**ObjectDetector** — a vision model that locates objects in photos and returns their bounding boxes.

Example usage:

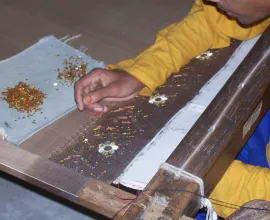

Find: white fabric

[114,35,261,190]
[202,198,218,220]
[0,36,104,145]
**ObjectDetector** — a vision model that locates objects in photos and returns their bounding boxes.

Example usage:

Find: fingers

[82,82,127,113]
[103,92,138,102]
[83,102,107,112]
[82,83,117,110]
[81,84,116,113]
[74,68,142,113]
[74,68,103,111]
[74,80,85,111]
[82,86,138,114]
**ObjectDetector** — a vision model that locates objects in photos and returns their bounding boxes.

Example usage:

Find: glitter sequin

[57,56,88,85]
[1,82,46,114]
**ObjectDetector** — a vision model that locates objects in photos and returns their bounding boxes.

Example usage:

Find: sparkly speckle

[57,56,88,86]
[83,138,89,143]
[1,82,46,114]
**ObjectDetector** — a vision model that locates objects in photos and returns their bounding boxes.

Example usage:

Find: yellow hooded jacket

[107,0,270,218]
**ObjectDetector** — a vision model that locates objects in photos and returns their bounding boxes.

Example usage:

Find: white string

[160,163,218,220]
[0,127,7,140]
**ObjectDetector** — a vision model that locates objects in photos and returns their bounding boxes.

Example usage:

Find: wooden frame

[120,28,270,219]
[1,28,269,220]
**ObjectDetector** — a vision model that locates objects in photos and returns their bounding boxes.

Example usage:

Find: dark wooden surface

[120,28,270,219]
[49,41,240,183]
[227,200,270,220]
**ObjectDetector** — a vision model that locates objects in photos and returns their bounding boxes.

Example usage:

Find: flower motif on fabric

[149,94,168,106]
[196,51,213,60]
[98,141,119,155]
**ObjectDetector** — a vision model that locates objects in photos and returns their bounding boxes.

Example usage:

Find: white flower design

[196,51,213,60]
[98,141,119,155]
[149,94,168,106]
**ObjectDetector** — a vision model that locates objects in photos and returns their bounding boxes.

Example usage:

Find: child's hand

[74,68,143,113]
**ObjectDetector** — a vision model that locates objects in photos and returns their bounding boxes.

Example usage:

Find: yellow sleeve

[107,2,221,96]
[209,160,270,218]
[106,0,269,96]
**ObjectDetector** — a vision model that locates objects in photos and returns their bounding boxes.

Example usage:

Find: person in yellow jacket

[74,0,270,218]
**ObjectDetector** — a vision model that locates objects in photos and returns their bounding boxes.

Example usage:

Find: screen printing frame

[0,28,269,220]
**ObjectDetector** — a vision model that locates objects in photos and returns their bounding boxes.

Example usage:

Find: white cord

[0,127,7,140]
[160,163,218,220]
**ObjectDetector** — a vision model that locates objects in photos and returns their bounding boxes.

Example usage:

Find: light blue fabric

[0,36,104,145]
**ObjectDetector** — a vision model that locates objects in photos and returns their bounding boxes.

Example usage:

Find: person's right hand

[74,68,144,113]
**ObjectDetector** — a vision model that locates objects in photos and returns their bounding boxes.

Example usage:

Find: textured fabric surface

[0,36,104,145]
[210,161,270,218]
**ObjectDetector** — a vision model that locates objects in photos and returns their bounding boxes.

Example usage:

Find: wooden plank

[227,200,270,220]
[119,169,200,219]
[78,179,135,218]
[120,27,270,219]
[0,141,89,202]
[0,141,135,218]
[162,183,199,219]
